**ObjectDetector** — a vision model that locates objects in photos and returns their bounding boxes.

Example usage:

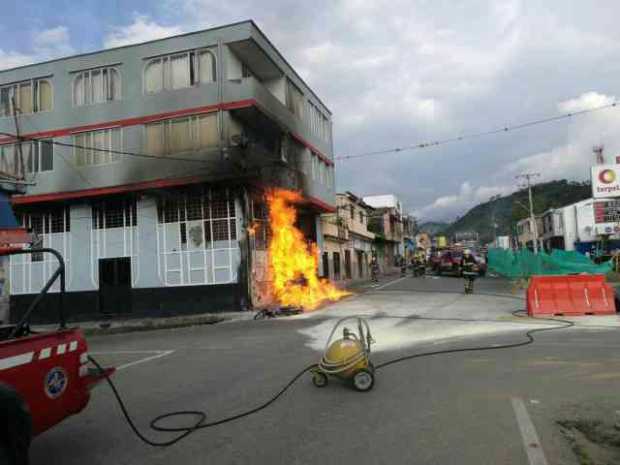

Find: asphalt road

[30,275,620,465]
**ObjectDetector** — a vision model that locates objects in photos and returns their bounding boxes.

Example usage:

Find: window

[19,207,70,235]
[73,67,120,106]
[73,128,121,166]
[0,78,52,117]
[359,211,364,224]
[305,101,330,142]
[311,153,318,180]
[333,252,341,280]
[25,140,53,174]
[0,143,17,177]
[350,204,354,219]
[145,113,218,156]
[91,198,137,229]
[144,49,216,94]
[241,63,254,79]
[157,189,237,248]
[0,139,54,177]
[286,78,304,117]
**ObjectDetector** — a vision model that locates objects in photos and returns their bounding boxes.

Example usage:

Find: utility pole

[516,173,540,254]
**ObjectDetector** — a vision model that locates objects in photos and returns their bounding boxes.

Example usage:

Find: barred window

[92,199,137,229]
[157,188,236,247]
[19,207,70,235]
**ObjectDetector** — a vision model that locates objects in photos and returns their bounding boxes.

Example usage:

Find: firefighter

[461,249,478,294]
[370,256,379,283]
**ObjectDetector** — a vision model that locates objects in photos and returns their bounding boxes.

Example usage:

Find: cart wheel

[312,371,328,388]
[353,369,374,392]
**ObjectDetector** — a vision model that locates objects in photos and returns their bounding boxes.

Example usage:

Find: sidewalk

[27,272,404,337]
[32,310,255,337]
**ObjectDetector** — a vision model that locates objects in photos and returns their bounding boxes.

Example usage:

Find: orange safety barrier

[526,274,617,317]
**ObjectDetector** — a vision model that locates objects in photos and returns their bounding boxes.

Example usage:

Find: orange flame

[267,188,350,310]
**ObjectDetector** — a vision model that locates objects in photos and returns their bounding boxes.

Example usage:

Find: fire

[267,188,350,310]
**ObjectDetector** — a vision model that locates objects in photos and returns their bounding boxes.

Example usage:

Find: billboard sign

[592,164,620,198]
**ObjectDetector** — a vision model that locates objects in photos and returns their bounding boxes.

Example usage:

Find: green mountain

[418,221,449,235]
[443,179,592,244]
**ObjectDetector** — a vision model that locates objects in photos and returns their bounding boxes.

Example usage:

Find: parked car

[431,250,462,276]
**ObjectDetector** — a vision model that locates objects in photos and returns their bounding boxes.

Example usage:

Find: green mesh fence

[487,248,612,278]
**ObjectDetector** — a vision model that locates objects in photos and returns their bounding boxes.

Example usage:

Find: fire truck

[0,189,113,464]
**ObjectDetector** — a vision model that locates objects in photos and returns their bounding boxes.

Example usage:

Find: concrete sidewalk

[32,310,255,336]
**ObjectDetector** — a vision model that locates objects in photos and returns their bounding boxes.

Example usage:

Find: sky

[1,0,620,222]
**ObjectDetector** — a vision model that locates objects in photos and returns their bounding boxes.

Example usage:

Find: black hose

[88,355,316,447]
[89,309,574,448]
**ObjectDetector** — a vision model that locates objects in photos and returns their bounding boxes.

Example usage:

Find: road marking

[91,350,175,371]
[375,276,407,290]
[511,397,549,465]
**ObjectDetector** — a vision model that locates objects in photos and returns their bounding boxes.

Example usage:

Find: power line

[335,101,619,161]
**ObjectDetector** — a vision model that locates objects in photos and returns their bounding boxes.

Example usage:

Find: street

[30,275,620,465]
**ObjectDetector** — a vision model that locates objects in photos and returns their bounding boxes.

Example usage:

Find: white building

[362,195,402,214]
[492,236,510,249]
[560,198,620,252]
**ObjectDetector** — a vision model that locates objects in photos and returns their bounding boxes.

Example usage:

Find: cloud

[558,91,616,113]
[413,182,513,222]
[32,26,74,58]
[104,15,183,48]
[418,90,620,221]
[0,50,36,70]
[0,26,74,70]
[6,1,620,224]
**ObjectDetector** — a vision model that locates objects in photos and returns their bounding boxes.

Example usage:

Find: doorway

[99,257,132,314]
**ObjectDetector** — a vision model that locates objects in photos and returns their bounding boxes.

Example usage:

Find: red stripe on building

[11,175,208,205]
[0,98,333,164]
[0,100,257,143]
[304,196,336,213]
[290,133,334,166]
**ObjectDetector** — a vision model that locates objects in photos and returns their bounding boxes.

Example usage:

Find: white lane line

[511,397,549,465]
[89,350,175,371]
[90,350,171,354]
[115,351,175,371]
[375,276,407,290]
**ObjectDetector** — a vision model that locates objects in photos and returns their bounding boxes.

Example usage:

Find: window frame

[72,66,121,107]
[143,113,219,157]
[72,127,122,167]
[0,77,53,117]
[143,48,217,95]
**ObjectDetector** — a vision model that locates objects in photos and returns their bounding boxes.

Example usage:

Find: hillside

[418,221,449,235]
[442,180,592,243]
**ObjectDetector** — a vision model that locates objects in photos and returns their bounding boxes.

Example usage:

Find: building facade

[516,217,543,251]
[560,198,620,253]
[0,21,336,322]
[320,192,374,282]
[540,209,564,251]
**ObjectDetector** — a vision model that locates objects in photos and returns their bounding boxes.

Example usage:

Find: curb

[82,314,227,336]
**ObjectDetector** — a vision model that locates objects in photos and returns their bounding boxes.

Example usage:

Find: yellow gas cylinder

[322,337,368,379]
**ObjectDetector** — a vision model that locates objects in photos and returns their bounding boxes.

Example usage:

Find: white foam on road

[295,289,546,352]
